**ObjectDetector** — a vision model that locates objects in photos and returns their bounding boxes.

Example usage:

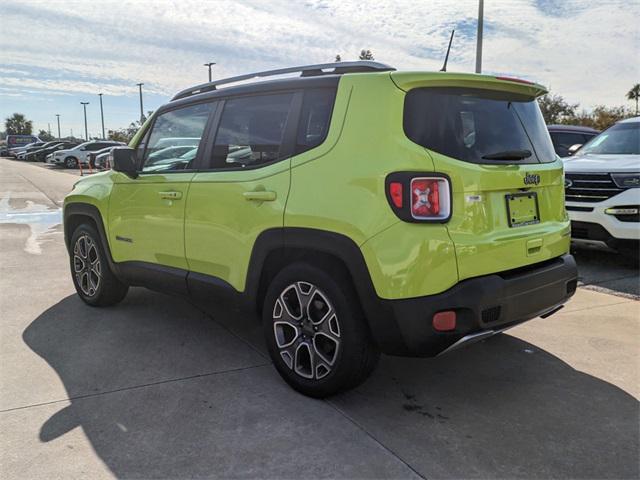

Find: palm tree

[5,113,32,135]
[627,84,640,116]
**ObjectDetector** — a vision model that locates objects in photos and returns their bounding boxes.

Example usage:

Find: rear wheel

[263,263,379,397]
[64,156,78,168]
[70,223,128,306]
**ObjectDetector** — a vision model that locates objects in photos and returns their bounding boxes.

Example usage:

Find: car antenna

[440,29,455,72]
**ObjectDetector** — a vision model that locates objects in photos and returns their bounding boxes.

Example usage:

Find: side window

[141,102,214,173]
[212,93,294,169]
[550,132,584,157]
[295,89,336,154]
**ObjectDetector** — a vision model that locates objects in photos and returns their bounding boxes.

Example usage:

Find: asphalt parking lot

[1,158,638,479]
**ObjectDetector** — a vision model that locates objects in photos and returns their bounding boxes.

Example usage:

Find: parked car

[9,141,45,158]
[63,62,577,397]
[4,134,40,155]
[19,141,66,160]
[563,116,639,257]
[47,140,125,168]
[26,142,80,162]
[548,124,599,157]
[17,141,60,160]
[87,146,117,170]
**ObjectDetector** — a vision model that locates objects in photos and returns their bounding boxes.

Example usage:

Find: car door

[184,92,300,293]
[108,101,216,282]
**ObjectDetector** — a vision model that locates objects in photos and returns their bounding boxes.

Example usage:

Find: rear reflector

[433,311,456,331]
[389,182,403,208]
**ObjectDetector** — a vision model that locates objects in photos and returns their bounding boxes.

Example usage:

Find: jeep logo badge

[524,173,541,186]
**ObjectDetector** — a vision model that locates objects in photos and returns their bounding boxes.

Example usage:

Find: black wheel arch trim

[64,203,114,266]
[241,227,404,352]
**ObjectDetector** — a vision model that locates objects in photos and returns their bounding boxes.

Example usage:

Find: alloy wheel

[272,282,341,380]
[73,234,101,297]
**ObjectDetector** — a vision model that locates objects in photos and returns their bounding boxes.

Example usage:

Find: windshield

[576,122,640,155]
[403,87,557,164]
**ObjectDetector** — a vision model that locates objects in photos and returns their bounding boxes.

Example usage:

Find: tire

[64,156,78,169]
[263,262,379,397]
[70,223,128,307]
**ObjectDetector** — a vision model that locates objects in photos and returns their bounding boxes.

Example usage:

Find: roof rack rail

[171,61,395,101]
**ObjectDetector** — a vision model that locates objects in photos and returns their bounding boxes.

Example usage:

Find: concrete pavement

[1,158,638,479]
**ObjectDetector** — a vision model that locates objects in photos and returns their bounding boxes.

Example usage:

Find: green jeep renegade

[64,61,578,397]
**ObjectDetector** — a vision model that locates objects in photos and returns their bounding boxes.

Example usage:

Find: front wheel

[263,263,379,397]
[64,156,78,168]
[70,224,128,306]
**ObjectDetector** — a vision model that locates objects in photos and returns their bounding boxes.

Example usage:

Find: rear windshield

[403,87,556,164]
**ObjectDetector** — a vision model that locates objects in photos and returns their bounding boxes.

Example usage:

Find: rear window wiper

[482,149,532,160]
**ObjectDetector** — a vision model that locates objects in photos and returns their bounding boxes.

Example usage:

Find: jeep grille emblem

[524,173,541,186]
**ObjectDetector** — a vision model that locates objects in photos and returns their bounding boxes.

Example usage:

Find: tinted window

[142,103,213,173]
[404,88,557,164]
[296,89,335,154]
[212,93,294,168]
[577,122,640,155]
[85,143,105,151]
[550,132,586,157]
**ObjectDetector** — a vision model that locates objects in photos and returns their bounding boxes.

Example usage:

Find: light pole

[204,62,216,82]
[80,102,90,140]
[55,114,61,140]
[98,93,106,139]
[136,83,144,124]
[475,0,484,73]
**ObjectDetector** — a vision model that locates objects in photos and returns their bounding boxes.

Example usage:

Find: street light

[80,102,90,140]
[475,0,484,73]
[136,83,144,124]
[204,62,216,82]
[55,114,61,140]
[98,93,105,139]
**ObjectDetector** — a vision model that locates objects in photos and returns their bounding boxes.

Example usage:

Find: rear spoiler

[390,71,547,98]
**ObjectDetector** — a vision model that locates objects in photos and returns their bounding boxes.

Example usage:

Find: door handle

[158,191,183,200]
[243,190,277,202]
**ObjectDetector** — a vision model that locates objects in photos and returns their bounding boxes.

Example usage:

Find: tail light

[385,172,451,223]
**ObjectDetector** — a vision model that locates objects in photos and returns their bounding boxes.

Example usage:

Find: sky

[1,0,638,138]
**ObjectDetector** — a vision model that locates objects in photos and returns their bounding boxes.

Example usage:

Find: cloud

[0,0,638,132]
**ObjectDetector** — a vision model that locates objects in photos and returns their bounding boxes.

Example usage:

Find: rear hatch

[394,73,569,280]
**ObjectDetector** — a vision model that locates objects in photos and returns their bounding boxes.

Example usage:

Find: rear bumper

[370,254,577,356]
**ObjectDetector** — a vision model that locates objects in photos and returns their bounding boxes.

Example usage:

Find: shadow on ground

[22,290,640,479]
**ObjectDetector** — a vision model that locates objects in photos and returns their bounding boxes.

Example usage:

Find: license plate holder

[506,192,540,227]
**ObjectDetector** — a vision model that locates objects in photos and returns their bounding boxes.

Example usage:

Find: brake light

[389,182,403,208]
[495,76,535,85]
[385,173,451,223]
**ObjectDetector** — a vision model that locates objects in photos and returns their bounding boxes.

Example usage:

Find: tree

[334,54,341,62]
[588,105,631,131]
[626,83,639,116]
[537,94,578,124]
[38,129,54,141]
[358,49,374,60]
[5,113,33,135]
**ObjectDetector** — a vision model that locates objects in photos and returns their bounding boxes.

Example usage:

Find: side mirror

[567,144,583,156]
[111,147,138,178]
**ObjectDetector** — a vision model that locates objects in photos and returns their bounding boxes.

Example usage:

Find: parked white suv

[47,140,124,168]
[563,117,639,256]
